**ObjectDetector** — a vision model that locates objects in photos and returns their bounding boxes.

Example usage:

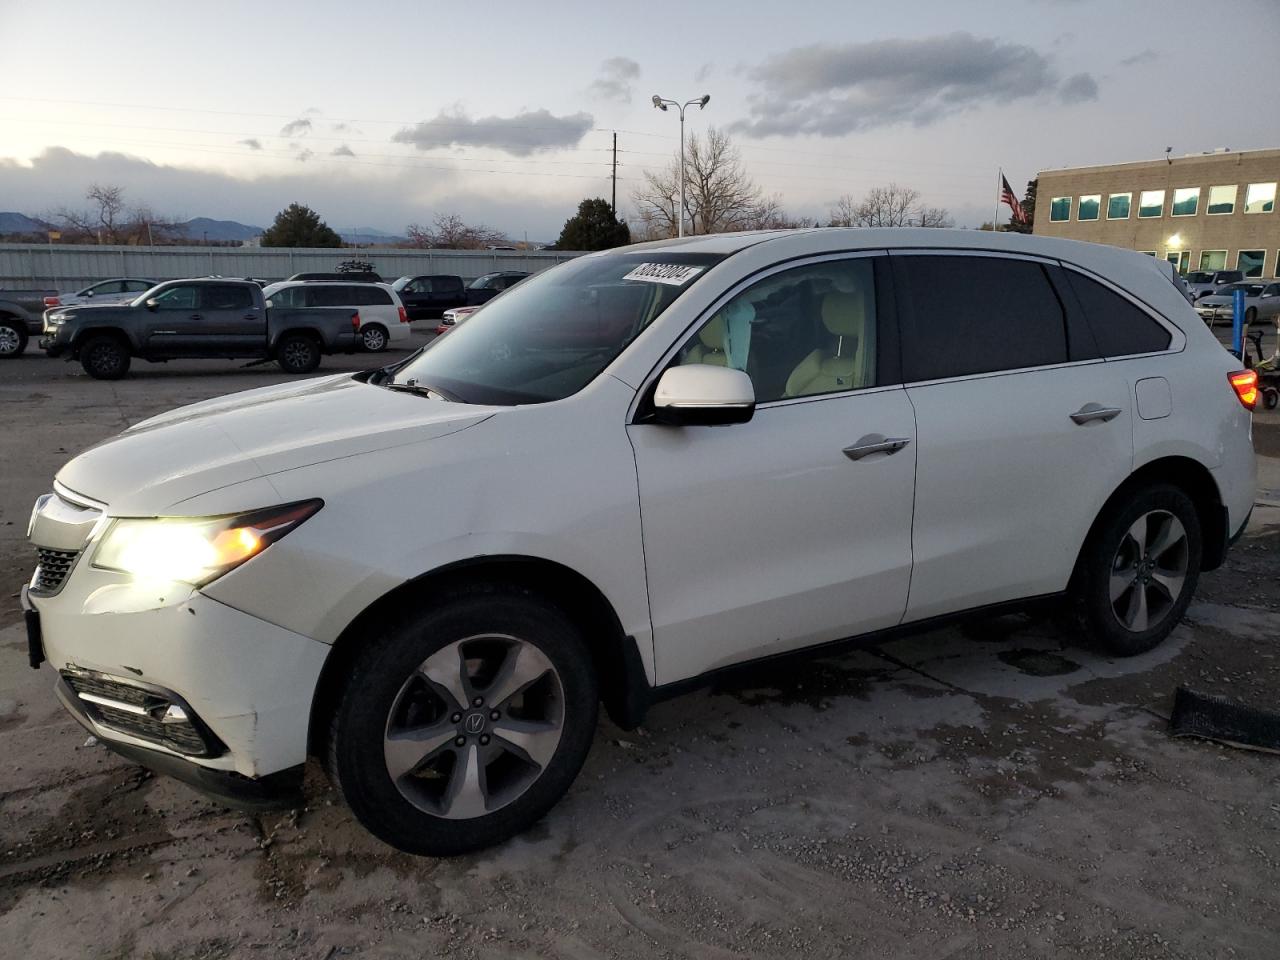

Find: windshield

[1185,272,1213,284]
[386,252,723,404]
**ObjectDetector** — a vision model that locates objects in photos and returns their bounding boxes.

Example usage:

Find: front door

[628,255,918,684]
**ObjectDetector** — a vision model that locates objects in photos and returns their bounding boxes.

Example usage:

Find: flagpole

[994,168,1002,232]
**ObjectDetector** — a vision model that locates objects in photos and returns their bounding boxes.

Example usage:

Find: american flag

[1001,175,1027,224]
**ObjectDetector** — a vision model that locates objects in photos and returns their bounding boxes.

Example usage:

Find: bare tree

[829,184,952,228]
[405,214,509,250]
[633,128,768,237]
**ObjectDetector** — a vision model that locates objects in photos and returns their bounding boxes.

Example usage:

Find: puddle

[996,649,1081,677]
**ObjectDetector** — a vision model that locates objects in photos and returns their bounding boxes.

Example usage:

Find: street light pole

[652,94,710,238]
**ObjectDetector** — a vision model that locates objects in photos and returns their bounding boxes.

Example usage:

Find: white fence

[0,243,585,290]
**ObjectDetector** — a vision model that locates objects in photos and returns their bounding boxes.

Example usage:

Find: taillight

[351,311,361,331]
[43,296,60,307]
[398,306,409,324]
[1229,370,1258,410]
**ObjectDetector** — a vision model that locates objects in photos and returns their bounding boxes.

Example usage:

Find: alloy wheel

[0,326,19,355]
[1109,509,1189,633]
[383,634,564,819]
[282,340,312,370]
[362,327,387,351]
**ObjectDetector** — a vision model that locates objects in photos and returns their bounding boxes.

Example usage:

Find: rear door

[197,283,263,354]
[891,252,1134,622]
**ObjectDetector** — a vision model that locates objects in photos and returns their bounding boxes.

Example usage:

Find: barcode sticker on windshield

[622,263,705,286]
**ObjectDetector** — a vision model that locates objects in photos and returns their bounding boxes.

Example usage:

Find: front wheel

[276,333,321,374]
[79,335,131,379]
[1067,485,1201,656]
[327,588,598,856]
[0,319,26,358]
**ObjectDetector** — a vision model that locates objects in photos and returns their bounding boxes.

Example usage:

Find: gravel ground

[1,344,1278,960]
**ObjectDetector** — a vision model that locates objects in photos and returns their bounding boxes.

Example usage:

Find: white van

[262,280,410,352]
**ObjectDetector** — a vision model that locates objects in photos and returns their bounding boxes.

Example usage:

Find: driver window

[151,285,198,309]
[676,258,878,403]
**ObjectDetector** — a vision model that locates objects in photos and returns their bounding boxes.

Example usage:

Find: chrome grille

[32,547,79,594]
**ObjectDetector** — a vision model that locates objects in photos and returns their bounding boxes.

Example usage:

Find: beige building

[1032,148,1279,278]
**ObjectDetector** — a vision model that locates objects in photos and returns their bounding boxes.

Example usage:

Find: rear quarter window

[1063,271,1172,357]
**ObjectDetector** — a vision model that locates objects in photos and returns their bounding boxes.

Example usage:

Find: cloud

[238,138,263,150]
[730,33,1092,136]
[294,148,314,163]
[331,144,356,158]
[694,62,715,83]
[1119,48,1157,67]
[391,108,594,156]
[1059,72,1099,102]
[588,57,641,103]
[280,118,312,137]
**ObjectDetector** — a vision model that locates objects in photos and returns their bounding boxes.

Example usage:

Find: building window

[1165,251,1189,274]
[1206,185,1237,215]
[1078,195,1101,221]
[1170,187,1199,217]
[1139,190,1164,218]
[1276,252,1280,278]
[1238,250,1265,278]
[1107,193,1131,219]
[1049,197,1071,222]
[1199,250,1228,271]
[1245,182,1276,214]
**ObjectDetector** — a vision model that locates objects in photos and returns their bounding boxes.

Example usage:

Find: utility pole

[611,132,617,216]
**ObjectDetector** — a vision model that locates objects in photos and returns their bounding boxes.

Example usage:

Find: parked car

[1195,281,1280,326]
[41,278,362,378]
[0,287,56,357]
[1184,270,1244,301]
[465,271,529,306]
[288,271,383,283]
[44,278,155,309]
[392,274,467,320]
[435,304,481,334]
[263,280,410,352]
[24,230,1255,856]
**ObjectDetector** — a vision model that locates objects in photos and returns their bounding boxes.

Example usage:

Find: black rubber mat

[1169,687,1280,755]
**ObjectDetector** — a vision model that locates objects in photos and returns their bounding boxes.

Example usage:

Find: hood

[56,374,495,514]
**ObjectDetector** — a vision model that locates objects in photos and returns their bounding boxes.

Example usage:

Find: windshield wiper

[383,380,464,403]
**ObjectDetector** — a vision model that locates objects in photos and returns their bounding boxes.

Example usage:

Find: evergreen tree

[261,203,342,247]
[556,198,631,251]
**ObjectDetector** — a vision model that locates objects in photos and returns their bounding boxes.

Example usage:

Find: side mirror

[652,364,755,426]
[84,290,94,298]
[145,298,159,311]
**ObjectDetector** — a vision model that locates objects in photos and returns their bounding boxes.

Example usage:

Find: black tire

[360,323,389,353]
[79,334,131,380]
[327,587,598,856]
[0,318,26,358]
[1264,387,1279,411]
[276,333,321,374]
[1245,307,1257,325]
[1066,484,1201,657]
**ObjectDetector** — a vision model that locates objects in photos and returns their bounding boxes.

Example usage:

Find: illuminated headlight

[91,500,321,586]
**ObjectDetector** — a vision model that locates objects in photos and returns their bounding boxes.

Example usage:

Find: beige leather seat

[682,313,729,366]
[784,291,871,397]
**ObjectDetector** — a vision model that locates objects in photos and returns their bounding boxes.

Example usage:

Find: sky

[1,0,1277,240]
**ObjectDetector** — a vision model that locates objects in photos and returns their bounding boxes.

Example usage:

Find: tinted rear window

[1063,271,1172,357]
[898,256,1068,382]
[202,285,254,310]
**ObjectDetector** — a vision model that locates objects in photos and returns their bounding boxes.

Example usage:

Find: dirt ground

[1,344,1278,960]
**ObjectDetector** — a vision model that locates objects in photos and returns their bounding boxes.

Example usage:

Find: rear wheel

[79,335,131,379]
[0,318,25,358]
[327,588,598,856]
[276,333,321,374]
[361,323,389,352]
[1067,485,1201,656]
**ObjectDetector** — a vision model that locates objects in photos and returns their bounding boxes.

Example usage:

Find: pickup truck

[0,288,57,358]
[41,278,363,379]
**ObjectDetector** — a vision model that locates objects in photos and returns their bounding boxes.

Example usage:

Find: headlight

[91,500,322,586]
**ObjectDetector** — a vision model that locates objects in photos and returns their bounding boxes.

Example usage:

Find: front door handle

[1070,403,1123,425]
[189,313,203,321]
[843,434,912,461]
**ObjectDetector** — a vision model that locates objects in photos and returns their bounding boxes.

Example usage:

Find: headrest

[822,291,865,336]
[699,313,726,349]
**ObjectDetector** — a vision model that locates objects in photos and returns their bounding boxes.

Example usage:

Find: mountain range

[0,212,414,246]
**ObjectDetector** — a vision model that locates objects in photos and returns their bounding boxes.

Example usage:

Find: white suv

[261,280,410,352]
[24,230,1257,855]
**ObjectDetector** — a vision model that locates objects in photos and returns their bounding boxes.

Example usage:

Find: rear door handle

[1070,403,1122,425]
[189,313,203,321]
[843,434,912,461]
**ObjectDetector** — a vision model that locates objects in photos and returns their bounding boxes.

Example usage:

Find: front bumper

[30,581,331,783]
